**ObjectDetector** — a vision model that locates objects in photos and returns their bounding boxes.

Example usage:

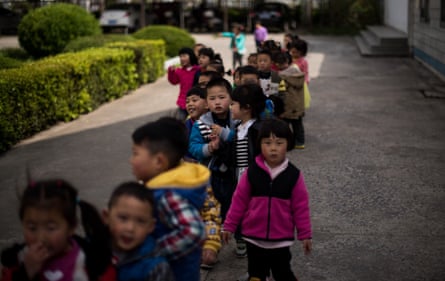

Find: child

[289,39,309,84]
[1,179,116,281]
[193,43,206,58]
[184,87,222,269]
[131,117,210,281]
[232,66,242,88]
[283,33,299,52]
[194,47,217,85]
[103,182,175,281]
[222,119,312,281]
[274,52,306,149]
[239,65,260,85]
[254,21,268,50]
[188,78,237,222]
[247,53,258,69]
[197,70,222,89]
[220,24,247,70]
[167,47,200,120]
[257,50,285,117]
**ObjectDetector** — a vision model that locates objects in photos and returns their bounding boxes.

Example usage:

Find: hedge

[107,40,165,84]
[0,48,138,152]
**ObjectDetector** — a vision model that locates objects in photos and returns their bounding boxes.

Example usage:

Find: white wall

[384,0,409,33]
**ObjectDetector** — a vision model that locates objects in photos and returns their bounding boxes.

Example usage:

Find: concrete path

[1,34,444,281]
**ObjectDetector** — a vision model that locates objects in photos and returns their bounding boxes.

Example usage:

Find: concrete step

[367,25,408,46]
[355,25,409,56]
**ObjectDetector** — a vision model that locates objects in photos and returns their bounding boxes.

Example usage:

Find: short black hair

[107,182,154,212]
[132,117,188,168]
[231,84,266,119]
[206,77,232,95]
[273,52,292,65]
[186,86,206,99]
[289,39,308,57]
[239,65,259,78]
[198,47,215,59]
[257,49,272,59]
[257,118,294,151]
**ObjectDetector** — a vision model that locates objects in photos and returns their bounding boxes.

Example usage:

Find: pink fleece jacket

[224,155,312,241]
[167,65,200,109]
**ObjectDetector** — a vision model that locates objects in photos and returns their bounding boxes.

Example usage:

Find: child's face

[22,207,75,260]
[248,56,258,68]
[275,61,289,71]
[261,134,288,168]
[230,101,249,121]
[130,143,162,182]
[283,35,292,49]
[104,195,155,252]
[206,85,231,118]
[240,73,259,85]
[199,55,210,68]
[289,48,301,59]
[257,54,272,72]
[179,53,191,67]
[194,45,203,58]
[186,94,207,121]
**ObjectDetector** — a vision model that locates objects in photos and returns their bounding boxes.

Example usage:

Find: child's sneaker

[235,240,247,258]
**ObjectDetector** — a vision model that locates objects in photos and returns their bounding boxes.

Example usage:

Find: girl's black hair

[132,117,189,169]
[198,47,215,59]
[231,84,266,119]
[179,47,198,66]
[19,179,112,278]
[208,60,226,76]
[239,65,259,78]
[108,182,154,211]
[257,118,294,151]
[289,39,308,57]
[206,77,233,95]
[273,51,292,65]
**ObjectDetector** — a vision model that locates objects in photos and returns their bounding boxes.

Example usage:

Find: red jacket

[167,65,200,109]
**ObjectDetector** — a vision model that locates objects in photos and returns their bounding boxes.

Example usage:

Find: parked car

[250,2,290,32]
[99,3,153,33]
[0,7,21,35]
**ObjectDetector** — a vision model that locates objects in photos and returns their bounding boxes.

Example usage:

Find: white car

[99,3,150,33]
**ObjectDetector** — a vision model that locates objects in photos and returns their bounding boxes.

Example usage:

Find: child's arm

[291,173,312,241]
[189,121,212,161]
[156,191,206,261]
[167,66,180,85]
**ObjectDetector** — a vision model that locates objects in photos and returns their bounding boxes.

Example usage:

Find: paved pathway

[0,34,444,281]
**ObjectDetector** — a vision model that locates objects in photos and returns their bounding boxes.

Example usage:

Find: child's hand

[210,124,222,137]
[221,231,233,244]
[208,135,220,152]
[23,242,50,279]
[302,239,312,255]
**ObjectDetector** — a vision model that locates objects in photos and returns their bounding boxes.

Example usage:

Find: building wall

[412,0,445,80]
[384,0,409,33]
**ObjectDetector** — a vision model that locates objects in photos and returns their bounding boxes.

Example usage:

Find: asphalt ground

[0,33,444,281]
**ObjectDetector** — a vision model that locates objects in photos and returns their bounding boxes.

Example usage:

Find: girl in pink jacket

[168,47,200,120]
[222,118,312,281]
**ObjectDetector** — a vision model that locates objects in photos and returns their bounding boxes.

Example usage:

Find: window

[420,0,430,23]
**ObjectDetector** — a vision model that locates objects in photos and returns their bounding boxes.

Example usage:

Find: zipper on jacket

[266,180,273,239]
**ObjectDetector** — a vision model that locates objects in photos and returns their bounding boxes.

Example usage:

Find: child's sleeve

[219,127,235,142]
[145,261,175,281]
[200,186,222,254]
[291,172,312,240]
[188,121,211,161]
[223,170,251,233]
[156,191,206,261]
[167,67,180,85]
[221,32,234,38]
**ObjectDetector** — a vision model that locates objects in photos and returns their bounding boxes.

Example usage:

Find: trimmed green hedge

[132,25,195,57]
[107,40,165,84]
[64,34,136,53]
[0,48,137,152]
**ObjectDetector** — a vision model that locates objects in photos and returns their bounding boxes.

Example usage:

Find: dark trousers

[211,173,235,222]
[232,51,243,70]
[246,242,297,281]
[284,117,305,145]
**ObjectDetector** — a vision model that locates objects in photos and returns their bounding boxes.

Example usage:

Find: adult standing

[254,21,268,50]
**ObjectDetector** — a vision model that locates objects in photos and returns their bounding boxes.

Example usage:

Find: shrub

[348,0,379,29]
[132,25,195,57]
[0,48,31,61]
[107,40,165,84]
[64,34,136,53]
[0,55,23,69]
[18,3,101,58]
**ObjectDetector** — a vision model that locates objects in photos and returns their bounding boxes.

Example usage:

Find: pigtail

[77,200,112,280]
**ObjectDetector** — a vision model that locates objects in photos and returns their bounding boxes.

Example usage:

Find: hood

[147,162,210,189]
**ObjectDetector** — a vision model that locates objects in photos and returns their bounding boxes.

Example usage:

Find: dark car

[0,7,22,35]
[250,2,290,32]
